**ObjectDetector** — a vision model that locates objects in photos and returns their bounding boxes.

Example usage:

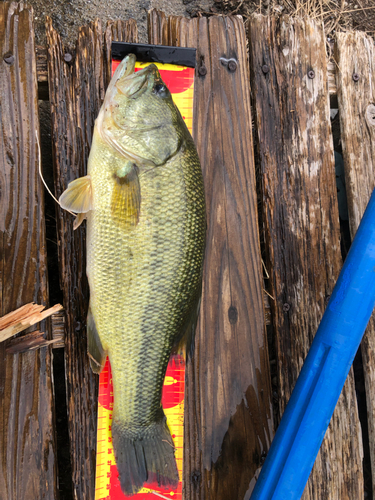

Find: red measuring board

[94,60,195,500]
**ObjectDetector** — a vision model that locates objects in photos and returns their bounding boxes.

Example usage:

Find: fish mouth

[96,54,136,137]
[99,54,150,118]
[109,54,137,96]
[96,55,159,167]
[115,63,157,98]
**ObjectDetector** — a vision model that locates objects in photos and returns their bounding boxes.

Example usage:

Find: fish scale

[88,152,191,422]
[60,55,205,495]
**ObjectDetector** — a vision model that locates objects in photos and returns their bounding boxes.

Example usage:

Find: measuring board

[94,55,196,500]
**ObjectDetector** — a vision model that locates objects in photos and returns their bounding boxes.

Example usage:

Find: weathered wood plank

[336,30,375,496]
[149,10,274,499]
[36,45,48,82]
[0,3,57,499]
[104,19,138,85]
[249,14,363,500]
[35,40,337,100]
[36,45,48,100]
[46,19,103,500]
[46,17,137,500]
[5,330,60,354]
[51,310,65,348]
[148,9,168,45]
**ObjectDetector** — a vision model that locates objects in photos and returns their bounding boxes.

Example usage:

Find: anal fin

[87,305,106,374]
[73,212,87,230]
[173,285,202,361]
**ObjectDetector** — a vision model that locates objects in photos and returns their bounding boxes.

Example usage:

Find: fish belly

[87,153,204,427]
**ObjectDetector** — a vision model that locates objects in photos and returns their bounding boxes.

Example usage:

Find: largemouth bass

[59,54,206,495]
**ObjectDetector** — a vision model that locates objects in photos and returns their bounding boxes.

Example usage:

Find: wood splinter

[0,303,64,352]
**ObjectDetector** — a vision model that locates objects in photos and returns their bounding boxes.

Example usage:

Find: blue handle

[251,188,375,500]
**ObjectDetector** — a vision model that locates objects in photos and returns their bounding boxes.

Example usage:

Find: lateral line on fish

[36,130,77,218]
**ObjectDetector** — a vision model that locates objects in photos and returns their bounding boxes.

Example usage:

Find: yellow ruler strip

[95,60,195,500]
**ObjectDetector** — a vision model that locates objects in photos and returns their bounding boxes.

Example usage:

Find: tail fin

[111,417,179,496]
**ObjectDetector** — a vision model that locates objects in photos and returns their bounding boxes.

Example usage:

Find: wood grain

[0,3,57,499]
[36,45,48,100]
[148,9,168,45]
[0,303,62,342]
[35,33,337,100]
[5,330,60,354]
[46,17,137,500]
[149,11,274,499]
[104,19,138,85]
[336,30,375,496]
[51,310,65,348]
[249,15,363,500]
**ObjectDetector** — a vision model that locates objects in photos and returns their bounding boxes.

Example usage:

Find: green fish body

[59,55,206,495]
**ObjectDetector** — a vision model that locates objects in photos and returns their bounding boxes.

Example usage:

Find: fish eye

[152,83,167,97]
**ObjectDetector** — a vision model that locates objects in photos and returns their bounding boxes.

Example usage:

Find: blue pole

[251,187,375,500]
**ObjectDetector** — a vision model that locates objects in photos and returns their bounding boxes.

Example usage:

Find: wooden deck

[0,3,57,499]
[1,3,374,499]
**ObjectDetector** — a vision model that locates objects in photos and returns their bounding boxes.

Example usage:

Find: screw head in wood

[262,64,270,74]
[352,73,360,82]
[228,60,237,72]
[366,104,375,127]
[283,303,290,312]
[308,70,315,79]
[198,64,207,77]
[220,57,238,73]
[3,52,14,65]
[191,470,201,486]
[228,306,238,324]
[64,53,73,63]
[198,65,207,76]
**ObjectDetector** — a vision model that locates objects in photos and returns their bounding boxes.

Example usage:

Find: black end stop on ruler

[111,42,196,68]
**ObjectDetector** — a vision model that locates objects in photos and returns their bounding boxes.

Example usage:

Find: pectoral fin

[111,163,141,227]
[87,305,106,374]
[59,175,93,213]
